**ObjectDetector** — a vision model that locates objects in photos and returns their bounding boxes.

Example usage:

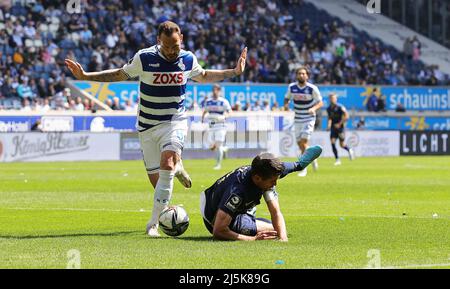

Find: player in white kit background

[202,84,232,170]
[284,67,323,177]
[65,21,247,237]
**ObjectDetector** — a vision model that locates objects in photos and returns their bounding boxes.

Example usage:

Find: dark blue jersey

[327,103,346,126]
[203,166,278,224]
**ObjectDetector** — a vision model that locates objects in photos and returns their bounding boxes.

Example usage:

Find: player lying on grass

[200,146,322,241]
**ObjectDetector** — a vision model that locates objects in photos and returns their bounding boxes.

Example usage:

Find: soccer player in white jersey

[65,21,247,237]
[201,84,232,170]
[284,67,323,177]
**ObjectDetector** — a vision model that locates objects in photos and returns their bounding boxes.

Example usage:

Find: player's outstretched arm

[65,59,129,82]
[267,199,288,242]
[192,47,247,83]
[212,209,277,241]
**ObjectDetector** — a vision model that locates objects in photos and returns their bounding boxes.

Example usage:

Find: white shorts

[207,125,227,146]
[295,120,315,141]
[139,120,188,175]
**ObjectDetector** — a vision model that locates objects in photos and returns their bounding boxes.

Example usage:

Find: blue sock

[332,143,339,159]
[280,162,301,179]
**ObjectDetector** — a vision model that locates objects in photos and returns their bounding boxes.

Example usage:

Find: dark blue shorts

[330,127,345,141]
[204,213,271,237]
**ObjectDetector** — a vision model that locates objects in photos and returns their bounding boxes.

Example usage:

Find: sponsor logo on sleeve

[225,194,242,212]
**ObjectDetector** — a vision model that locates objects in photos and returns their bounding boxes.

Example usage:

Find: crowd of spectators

[0,0,448,111]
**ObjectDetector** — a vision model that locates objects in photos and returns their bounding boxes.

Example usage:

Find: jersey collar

[297,82,308,89]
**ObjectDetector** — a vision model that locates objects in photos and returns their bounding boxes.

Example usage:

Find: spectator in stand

[111,96,124,110]
[0,1,447,111]
[83,98,91,111]
[243,101,252,111]
[124,98,138,112]
[21,99,32,112]
[105,98,114,110]
[367,88,379,112]
[252,100,262,111]
[395,102,406,112]
[75,96,85,111]
[17,79,34,100]
[262,100,271,112]
[377,93,386,112]
[68,99,77,110]
[233,101,243,111]
[271,101,280,111]
[411,35,421,61]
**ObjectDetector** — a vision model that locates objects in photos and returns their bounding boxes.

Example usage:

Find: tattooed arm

[65,59,129,82]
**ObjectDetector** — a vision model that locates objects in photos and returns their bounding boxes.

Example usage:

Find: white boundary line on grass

[1,207,449,220]
[259,212,450,220]
[0,207,148,213]
[381,263,450,269]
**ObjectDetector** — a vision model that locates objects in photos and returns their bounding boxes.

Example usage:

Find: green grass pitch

[0,157,449,269]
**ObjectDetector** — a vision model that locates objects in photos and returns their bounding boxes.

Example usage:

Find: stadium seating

[0,0,447,111]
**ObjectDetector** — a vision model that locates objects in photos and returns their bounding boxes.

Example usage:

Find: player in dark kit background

[199,146,322,241]
[326,93,355,166]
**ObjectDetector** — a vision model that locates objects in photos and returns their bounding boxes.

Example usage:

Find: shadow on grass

[0,232,217,242]
[0,230,142,240]
[173,236,213,242]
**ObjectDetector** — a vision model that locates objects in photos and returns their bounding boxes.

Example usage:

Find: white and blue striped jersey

[285,82,322,123]
[122,45,204,132]
[203,97,231,125]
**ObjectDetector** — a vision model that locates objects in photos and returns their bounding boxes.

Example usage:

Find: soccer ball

[158,206,189,237]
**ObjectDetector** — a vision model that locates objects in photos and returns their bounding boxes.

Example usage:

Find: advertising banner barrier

[120,132,141,160]
[73,81,450,111]
[0,132,120,162]
[268,131,400,158]
[400,131,450,155]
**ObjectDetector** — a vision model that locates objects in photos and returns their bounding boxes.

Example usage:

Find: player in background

[202,84,232,170]
[65,21,248,237]
[326,93,355,165]
[200,146,322,241]
[284,67,323,177]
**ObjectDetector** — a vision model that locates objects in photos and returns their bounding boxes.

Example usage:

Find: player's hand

[65,59,87,80]
[234,47,247,76]
[334,123,341,129]
[254,230,278,241]
[326,126,331,131]
[308,108,315,115]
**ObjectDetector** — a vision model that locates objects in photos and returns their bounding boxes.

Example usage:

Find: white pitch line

[381,263,450,269]
[260,213,450,220]
[1,207,449,220]
[0,207,149,213]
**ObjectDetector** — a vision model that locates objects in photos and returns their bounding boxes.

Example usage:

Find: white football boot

[334,159,342,166]
[297,168,308,177]
[312,159,319,171]
[146,223,161,238]
[175,160,192,188]
[348,148,355,161]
